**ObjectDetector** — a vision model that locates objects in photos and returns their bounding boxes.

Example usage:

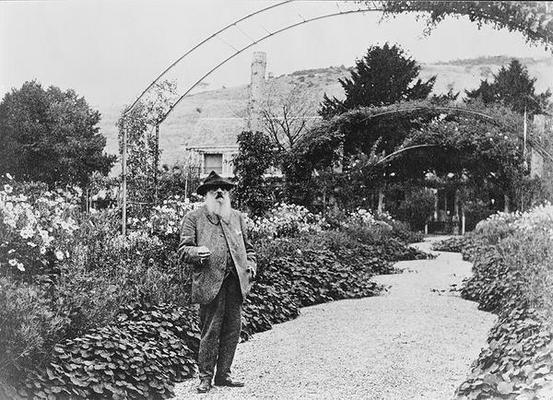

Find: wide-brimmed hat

[196,171,235,195]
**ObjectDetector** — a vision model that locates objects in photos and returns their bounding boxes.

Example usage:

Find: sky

[1,0,552,112]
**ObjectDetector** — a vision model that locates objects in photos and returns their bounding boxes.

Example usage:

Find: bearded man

[178,171,257,393]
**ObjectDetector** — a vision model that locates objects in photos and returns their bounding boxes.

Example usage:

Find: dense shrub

[335,208,427,247]
[242,282,301,339]
[472,211,520,244]
[449,205,553,400]
[12,305,199,400]
[457,306,553,400]
[432,236,468,253]
[392,188,436,231]
[384,218,425,244]
[460,244,526,313]
[463,200,495,232]
[0,278,70,384]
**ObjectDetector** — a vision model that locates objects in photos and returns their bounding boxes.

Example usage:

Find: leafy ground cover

[0,178,430,399]
[433,205,553,400]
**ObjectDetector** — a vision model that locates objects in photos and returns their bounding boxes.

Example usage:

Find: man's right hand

[197,246,211,264]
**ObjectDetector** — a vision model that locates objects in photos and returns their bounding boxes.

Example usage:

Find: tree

[260,80,319,152]
[319,43,436,119]
[465,59,551,114]
[0,81,116,187]
[233,131,277,215]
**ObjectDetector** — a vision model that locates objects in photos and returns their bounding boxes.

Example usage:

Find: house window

[204,153,223,175]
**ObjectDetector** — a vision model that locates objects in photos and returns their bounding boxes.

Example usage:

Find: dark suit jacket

[178,205,257,304]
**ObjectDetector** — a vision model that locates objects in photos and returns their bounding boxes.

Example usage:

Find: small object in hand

[198,246,211,262]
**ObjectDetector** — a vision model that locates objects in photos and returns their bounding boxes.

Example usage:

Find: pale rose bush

[247,203,328,240]
[340,208,394,238]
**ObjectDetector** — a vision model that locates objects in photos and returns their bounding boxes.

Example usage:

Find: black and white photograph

[1,1,553,399]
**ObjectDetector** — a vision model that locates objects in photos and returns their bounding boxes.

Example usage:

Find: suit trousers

[198,273,242,381]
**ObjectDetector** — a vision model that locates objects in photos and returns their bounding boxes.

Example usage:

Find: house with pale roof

[186,117,246,177]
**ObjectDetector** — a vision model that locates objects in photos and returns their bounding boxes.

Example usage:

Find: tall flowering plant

[336,208,395,244]
[473,210,522,244]
[471,202,553,246]
[0,174,80,278]
[247,203,328,241]
[514,202,553,237]
[128,195,203,237]
[341,208,394,233]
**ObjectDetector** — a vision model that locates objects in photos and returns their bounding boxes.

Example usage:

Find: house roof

[186,117,245,149]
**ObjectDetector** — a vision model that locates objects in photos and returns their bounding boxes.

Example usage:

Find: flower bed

[434,204,553,400]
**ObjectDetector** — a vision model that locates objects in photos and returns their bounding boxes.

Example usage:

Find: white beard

[205,192,232,222]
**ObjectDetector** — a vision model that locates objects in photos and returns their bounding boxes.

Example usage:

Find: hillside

[98,56,553,167]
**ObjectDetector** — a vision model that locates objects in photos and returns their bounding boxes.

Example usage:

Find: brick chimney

[246,51,266,132]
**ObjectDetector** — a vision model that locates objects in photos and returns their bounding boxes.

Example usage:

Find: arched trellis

[359,104,553,159]
[301,102,553,163]
[119,0,553,234]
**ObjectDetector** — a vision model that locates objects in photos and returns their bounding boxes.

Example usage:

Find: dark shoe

[214,377,245,387]
[197,379,212,393]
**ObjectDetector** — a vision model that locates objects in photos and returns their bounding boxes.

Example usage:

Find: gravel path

[173,236,496,400]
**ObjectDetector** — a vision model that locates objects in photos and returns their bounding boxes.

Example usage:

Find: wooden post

[461,207,466,235]
[504,194,510,213]
[185,169,189,200]
[377,189,385,214]
[433,190,438,220]
[121,119,127,237]
[452,189,459,235]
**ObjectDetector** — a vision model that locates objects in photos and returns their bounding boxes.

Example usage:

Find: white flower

[17,263,25,272]
[3,217,17,229]
[8,259,17,266]
[55,250,64,261]
[20,227,34,239]
[27,242,37,248]
[6,173,13,180]
[3,184,13,194]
